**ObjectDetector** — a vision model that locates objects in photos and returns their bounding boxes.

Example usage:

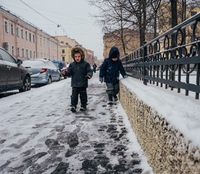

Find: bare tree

[90,0,131,55]
[89,0,155,48]
[122,0,148,46]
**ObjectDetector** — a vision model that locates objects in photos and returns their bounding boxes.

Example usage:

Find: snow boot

[107,101,113,106]
[71,106,76,113]
[80,106,87,111]
[107,94,113,106]
[113,95,118,102]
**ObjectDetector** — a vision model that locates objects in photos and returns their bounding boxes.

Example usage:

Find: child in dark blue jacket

[99,46,127,105]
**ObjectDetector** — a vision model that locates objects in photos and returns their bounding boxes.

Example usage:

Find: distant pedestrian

[93,63,97,73]
[67,47,93,112]
[99,46,127,105]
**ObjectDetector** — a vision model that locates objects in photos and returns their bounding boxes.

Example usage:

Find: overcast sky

[0,0,104,59]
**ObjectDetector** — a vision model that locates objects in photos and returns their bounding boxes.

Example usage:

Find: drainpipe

[14,18,18,58]
[35,28,38,58]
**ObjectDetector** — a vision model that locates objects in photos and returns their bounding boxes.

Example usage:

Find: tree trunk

[182,0,186,44]
[171,0,177,28]
[170,0,177,47]
[120,5,127,56]
[139,0,146,46]
[170,0,178,88]
[154,10,157,38]
[120,27,126,56]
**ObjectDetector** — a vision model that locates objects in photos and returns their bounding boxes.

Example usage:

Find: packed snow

[0,73,153,174]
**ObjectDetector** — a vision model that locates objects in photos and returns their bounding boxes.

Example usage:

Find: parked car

[0,47,31,93]
[22,59,61,85]
[52,60,68,79]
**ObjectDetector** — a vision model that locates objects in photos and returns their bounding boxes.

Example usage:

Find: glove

[123,75,128,78]
[86,75,91,79]
[99,77,103,83]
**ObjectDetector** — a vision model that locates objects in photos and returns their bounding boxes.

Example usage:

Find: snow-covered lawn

[0,73,153,174]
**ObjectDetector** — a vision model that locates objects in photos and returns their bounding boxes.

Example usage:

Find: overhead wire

[18,0,61,27]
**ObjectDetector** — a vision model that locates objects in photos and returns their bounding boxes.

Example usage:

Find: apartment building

[0,6,60,60]
[55,35,95,65]
[103,28,153,59]
[55,35,80,63]
[158,1,200,34]
[85,49,95,65]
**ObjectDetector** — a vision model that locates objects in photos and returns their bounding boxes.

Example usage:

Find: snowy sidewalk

[0,73,153,174]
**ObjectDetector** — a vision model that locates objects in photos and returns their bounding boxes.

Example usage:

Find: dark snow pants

[106,82,119,101]
[71,87,87,108]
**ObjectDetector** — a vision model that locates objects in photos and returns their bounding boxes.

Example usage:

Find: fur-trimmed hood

[71,47,85,60]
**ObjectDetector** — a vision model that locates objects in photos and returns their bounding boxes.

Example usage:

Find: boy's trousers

[106,82,119,101]
[71,87,87,107]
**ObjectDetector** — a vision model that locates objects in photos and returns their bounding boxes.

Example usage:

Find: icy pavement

[0,73,153,174]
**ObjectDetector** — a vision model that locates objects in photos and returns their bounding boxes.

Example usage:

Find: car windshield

[22,60,46,68]
[52,61,65,69]
[53,62,59,68]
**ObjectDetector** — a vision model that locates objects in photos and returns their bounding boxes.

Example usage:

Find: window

[21,29,24,38]
[25,31,28,40]
[26,49,28,58]
[12,46,14,56]
[40,37,42,45]
[62,57,65,61]
[4,21,9,33]
[16,47,20,57]
[43,38,45,47]
[16,27,19,37]
[62,49,65,54]
[29,33,32,42]
[33,35,35,43]
[22,48,24,57]
[11,24,14,35]
[30,50,32,58]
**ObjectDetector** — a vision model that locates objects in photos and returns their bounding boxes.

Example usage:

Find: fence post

[143,41,148,85]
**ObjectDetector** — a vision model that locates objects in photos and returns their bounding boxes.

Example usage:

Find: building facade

[0,6,59,60]
[158,1,200,35]
[55,35,80,63]
[55,35,95,65]
[103,28,153,59]
[0,6,96,63]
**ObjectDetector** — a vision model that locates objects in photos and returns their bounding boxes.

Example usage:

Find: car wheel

[19,76,31,92]
[48,77,52,84]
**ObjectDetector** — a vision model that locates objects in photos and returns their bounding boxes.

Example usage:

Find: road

[0,73,153,174]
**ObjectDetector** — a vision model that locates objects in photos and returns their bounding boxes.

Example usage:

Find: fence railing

[122,13,200,99]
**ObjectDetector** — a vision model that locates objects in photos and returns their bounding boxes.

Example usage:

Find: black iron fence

[122,13,200,99]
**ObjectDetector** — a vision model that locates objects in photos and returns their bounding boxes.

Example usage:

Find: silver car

[22,59,61,85]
